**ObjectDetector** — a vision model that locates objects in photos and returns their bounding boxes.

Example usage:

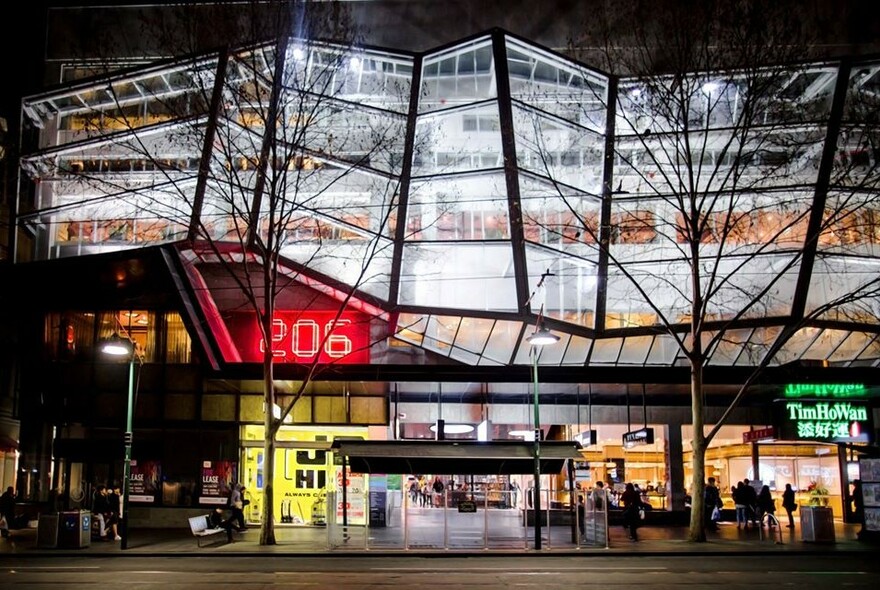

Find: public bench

[188,514,228,547]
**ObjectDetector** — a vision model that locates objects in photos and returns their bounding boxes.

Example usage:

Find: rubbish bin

[37,514,60,548]
[58,510,92,548]
[801,506,835,543]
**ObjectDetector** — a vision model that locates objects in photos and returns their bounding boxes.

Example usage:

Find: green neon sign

[783,383,866,399]
[783,401,870,441]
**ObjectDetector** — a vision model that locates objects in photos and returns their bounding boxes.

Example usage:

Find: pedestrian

[0,486,15,539]
[734,481,748,529]
[432,476,445,508]
[742,479,758,528]
[590,481,606,512]
[757,485,775,526]
[107,485,122,541]
[576,494,586,538]
[704,477,722,531]
[620,482,642,541]
[851,480,864,526]
[408,477,419,506]
[420,478,430,507]
[92,485,111,540]
[782,483,797,528]
[228,483,246,531]
[208,507,236,543]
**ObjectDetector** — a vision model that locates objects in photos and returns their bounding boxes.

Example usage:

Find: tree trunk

[259,335,277,545]
[687,361,707,542]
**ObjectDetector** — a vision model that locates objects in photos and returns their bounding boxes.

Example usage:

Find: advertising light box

[775,400,873,443]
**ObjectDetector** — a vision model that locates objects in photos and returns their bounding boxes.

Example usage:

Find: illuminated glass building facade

[6,24,880,535]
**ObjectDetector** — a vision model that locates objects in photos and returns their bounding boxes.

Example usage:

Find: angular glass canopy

[15,31,880,370]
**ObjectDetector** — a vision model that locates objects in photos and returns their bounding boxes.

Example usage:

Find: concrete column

[751,442,760,481]
[664,423,686,512]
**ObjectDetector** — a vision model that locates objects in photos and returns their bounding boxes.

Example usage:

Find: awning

[330,440,583,475]
[0,435,19,453]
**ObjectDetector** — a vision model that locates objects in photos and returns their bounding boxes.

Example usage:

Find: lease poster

[200,460,238,505]
[129,459,160,503]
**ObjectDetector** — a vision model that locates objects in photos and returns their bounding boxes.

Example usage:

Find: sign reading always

[778,401,872,443]
[784,383,866,399]
[225,310,370,363]
[622,428,654,449]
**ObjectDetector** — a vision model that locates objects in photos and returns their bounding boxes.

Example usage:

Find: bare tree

[19,0,424,545]
[514,0,880,541]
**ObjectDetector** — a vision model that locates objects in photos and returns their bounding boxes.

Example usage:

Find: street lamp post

[526,324,559,550]
[101,334,139,550]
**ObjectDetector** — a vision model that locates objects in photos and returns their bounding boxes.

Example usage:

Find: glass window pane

[399,243,518,310]
[419,37,495,112]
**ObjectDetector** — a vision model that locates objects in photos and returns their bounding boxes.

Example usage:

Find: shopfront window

[45,309,193,363]
[240,425,371,526]
[683,424,844,514]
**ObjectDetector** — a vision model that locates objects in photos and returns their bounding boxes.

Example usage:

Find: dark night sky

[0,1,188,135]
[3,1,878,137]
[1,2,46,132]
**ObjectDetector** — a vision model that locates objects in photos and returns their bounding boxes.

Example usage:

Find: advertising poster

[865,508,880,532]
[860,458,880,535]
[369,475,388,527]
[862,483,880,508]
[862,458,880,482]
[200,460,238,505]
[129,459,161,503]
[336,466,366,525]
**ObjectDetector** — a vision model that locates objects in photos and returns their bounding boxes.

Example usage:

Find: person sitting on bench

[208,508,236,543]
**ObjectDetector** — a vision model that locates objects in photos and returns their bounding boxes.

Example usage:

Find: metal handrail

[759,512,784,545]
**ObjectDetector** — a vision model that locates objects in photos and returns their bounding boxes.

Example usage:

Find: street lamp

[526,323,559,550]
[100,333,140,550]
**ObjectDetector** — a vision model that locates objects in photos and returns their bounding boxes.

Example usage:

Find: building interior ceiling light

[429,423,473,434]
[508,429,534,438]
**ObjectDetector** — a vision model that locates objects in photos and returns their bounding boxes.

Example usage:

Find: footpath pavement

[0,520,874,558]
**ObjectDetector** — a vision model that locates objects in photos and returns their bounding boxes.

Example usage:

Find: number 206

[259,319,353,358]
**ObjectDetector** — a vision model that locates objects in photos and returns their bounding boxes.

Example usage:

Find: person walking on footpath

[782,483,797,528]
[620,482,642,542]
[734,481,748,529]
[576,494,586,539]
[228,483,246,531]
[704,477,722,531]
[590,481,606,512]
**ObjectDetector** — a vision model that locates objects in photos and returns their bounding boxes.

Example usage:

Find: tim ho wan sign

[776,400,873,443]
[225,310,371,363]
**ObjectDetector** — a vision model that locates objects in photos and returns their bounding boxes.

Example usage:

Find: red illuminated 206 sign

[227,311,370,363]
